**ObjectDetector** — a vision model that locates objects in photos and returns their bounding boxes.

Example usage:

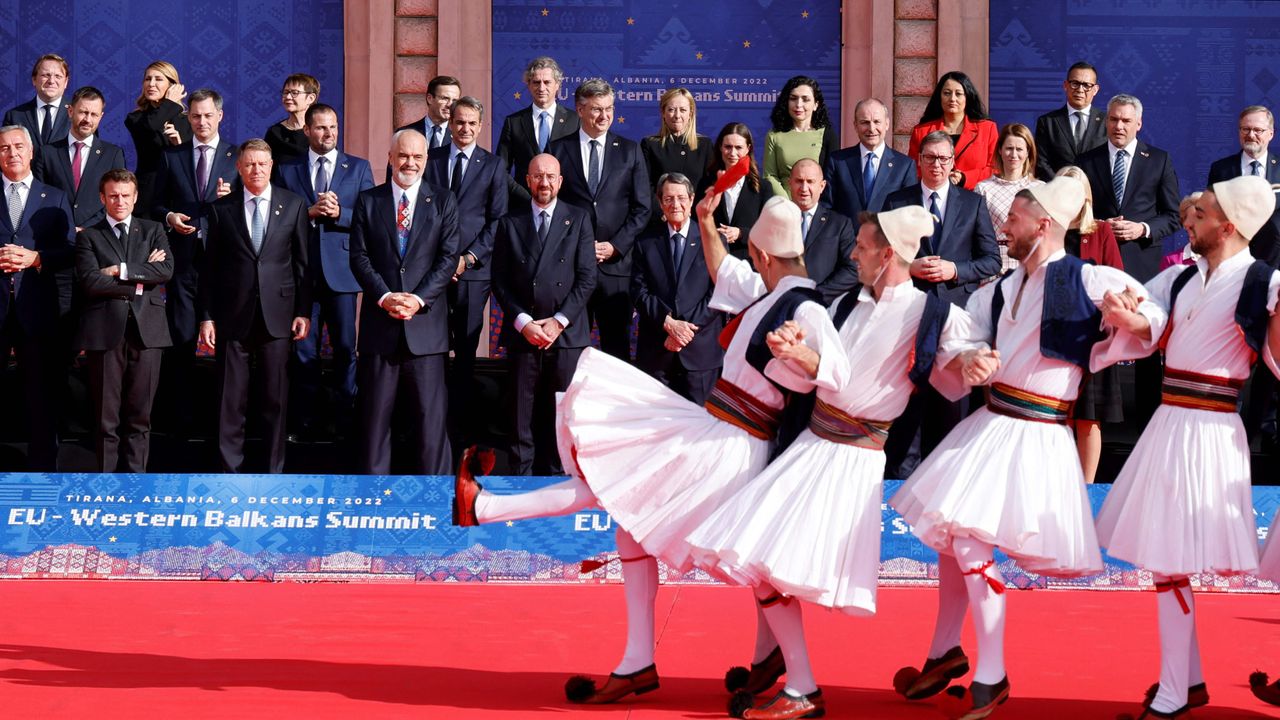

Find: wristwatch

[464,253,477,270]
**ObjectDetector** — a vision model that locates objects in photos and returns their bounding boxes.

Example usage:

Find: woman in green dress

[762,75,838,199]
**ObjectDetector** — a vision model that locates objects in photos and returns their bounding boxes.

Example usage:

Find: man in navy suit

[491,152,596,475]
[199,139,311,474]
[1034,62,1108,181]
[1079,94,1180,424]
[75,169,173,472]
[155,88,238,434]
[35,86,127,233]
[1207,106,1280,449]
[0,125,75,470]
[549,78,650,362]
[3,55,71,163]
[277,103,374,442]
[496,57,581,208]
[824,98,916,229]
[790,159,858,303]
[397,75,459,149]
[349,129,460,475]
[630,172,723,405]
[883,130,1001,478]
[425,96,508,448]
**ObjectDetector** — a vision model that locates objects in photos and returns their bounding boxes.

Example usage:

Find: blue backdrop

[0,0,345,169]
[989,0,1280,253]
[491,0,843,154]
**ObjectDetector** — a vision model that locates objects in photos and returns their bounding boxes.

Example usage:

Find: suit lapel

[1053,108,1073,148]
[16,182,49,239]
[675,225,699,286]
[521,108,537,150]
[1121,143,1153,212]
[80,144,108,200]
[872,153,902,209]
[105,221,130,261]
[406,187,434,258]
[533,204,571,277]
[50,143,76,193]
[297,160,317,202]
[938,191,962,256]
[595,133,619,196]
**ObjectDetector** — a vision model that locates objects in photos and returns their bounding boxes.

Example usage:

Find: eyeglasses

[1241,126,1272,136]
[281,89,312,98]
[921,154,954,165]
[1067,81,1097,91]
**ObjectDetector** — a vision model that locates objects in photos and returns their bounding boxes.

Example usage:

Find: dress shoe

[740,688,825,719]
[943,676,1009,720]
[725,645,786,695]
[1250,671,1280,706]
[452,446,493,527]
[1143,681,1208,709]
[893,645,970,700]
[1115,703,1188,719]
[564,664,659,704]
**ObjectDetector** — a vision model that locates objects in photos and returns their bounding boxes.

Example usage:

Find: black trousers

[0,312,60,471]
[87,318,163,472]
[357,345,451,475]
[292,286,358,432]
[507,345,582,475]
[216,309,291,473]
[588,274,633,361]
[447,277,491,445]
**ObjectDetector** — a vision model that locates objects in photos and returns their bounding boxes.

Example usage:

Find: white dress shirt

[308,147,338,192]
[578,128,607,180]
[1108,138,1151,237]
[448,141,476,187]
[514,198,571,333]
[242,185,273,236]
[1241,151,1270,178]
[36,96,63,135]
[66,131,94,179]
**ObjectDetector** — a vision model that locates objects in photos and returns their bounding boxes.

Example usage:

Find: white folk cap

[749,196,805,259]
[876,205,933,262]
[1212,174,1277,241]
[1026,176,1086,230]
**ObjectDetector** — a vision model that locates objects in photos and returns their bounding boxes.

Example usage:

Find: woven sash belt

[705,378,780,441]
[1161,367,1243,413]
[808,398,892,450]
[984,382,1073,425]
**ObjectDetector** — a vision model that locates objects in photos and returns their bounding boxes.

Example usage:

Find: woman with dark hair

[642,88,711,218]
[909,71,998,190]
[696,122,773,263]
[762,75,839,199]
[124,60,191,218]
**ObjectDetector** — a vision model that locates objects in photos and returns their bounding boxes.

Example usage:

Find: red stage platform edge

[0,582,1278,718]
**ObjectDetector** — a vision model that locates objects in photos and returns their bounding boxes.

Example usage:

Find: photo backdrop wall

[0,0,345,168]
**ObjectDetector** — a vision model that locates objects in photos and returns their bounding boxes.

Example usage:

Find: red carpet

[0,582,1277,718]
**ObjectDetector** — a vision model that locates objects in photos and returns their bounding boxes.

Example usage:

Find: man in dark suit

[824,98,917,229]
[0,125,75,470]
[1034,61,1107,181]
[496,56,580,208]
[349,129,460,475]
[401,76,460,149]
[154,88,238,435]
[630,172,723,405]
[1207,106,1280,264]
[3,55,71,163]
[549,78,650,361]
[1080,94,1181,423]
[277,103,374,441]
[491,152,596,474]
[790,158,858,303]
[75,169,173,472]
[198,139,310,473]
[425,96,508,448]
[35,86,127,232]
[883,130,1001,478]
[1207,106,1280,448]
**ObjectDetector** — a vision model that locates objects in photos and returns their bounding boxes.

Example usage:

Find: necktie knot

[115,222,126,238]
[74,141,84,151]
[1251,159,1262,176]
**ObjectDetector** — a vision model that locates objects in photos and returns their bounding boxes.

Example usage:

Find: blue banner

[0,474,1276,593]
[491,0,843,152]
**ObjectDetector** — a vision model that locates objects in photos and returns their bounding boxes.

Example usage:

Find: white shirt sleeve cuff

[119,262,129,281]
[554,312,570,329]
[514,313,534,332]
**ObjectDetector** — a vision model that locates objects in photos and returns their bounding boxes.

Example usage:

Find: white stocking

[1150,573,1195,714]
[927,549,971,659]
[474,477,597,524]
[754,583,816,695]
[753,600,778,664]
[614,527,658,676]
[953,537,1006,685]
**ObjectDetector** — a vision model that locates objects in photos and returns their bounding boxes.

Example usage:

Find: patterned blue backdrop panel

[0,0,345,169]
[491,0,843,154]
[989,0,1280,213]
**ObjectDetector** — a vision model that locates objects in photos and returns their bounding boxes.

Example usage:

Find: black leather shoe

[893,646,970,700]
[1143,681,1208,709]
[943,676,1009,720]
[725,645,786,695]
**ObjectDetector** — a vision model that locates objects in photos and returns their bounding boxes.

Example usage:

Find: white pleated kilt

[686,428,885,615]
[555,348,772,573]
[889,406,1103,577]
[1096,405,1259,577]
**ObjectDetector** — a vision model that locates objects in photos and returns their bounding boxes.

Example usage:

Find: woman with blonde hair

[975,123,1042,275]
[642,88,711,219]
[1057,164,1124,483]
[124,60,190,216]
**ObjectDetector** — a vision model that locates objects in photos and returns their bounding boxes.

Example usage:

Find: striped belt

[984,382,1073,425]
[808,398,892,450]
[705,378,780,441]
[1161,367,1243,413]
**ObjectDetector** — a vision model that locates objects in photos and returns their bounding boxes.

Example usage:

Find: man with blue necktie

[349,129,460,474]
[497,57,581,209]
[823,98,917,231]
[277,103,374,443]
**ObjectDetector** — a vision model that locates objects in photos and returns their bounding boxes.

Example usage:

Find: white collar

[67,132,94,148]
[308,148,339,167]
[243,185,273,204]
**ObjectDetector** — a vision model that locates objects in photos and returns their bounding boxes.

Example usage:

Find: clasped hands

[0,244,40,272]
[308,191,341,220]
[521,317,564,350]
[380,293,423,321]
[663,315,699,352]
[1100,287,1149,335]
[910,256,957,284]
